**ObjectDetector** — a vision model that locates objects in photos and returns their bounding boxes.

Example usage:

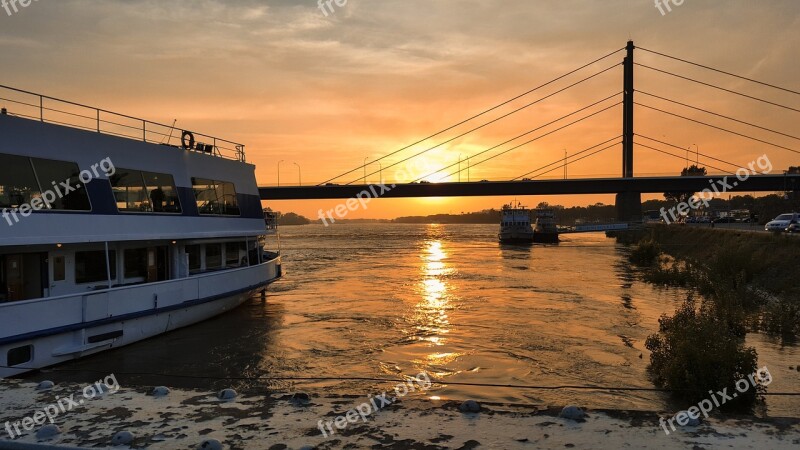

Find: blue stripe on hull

[0,277,277,347]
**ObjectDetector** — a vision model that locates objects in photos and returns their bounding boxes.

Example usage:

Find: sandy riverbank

[0,379,798,449]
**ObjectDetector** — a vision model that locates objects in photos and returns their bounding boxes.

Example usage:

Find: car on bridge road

[765,213,800,232]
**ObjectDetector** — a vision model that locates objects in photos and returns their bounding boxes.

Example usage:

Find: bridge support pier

[616,191,642,222]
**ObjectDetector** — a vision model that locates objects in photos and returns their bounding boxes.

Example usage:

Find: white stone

[36,424,61,440]
[459,399,481,413]
[199,438,224,450]
[152,386,171,397]
[559,405,586,421]
[112,430,135,446]
[218,389,237,401]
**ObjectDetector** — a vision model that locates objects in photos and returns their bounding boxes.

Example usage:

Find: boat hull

[533,232,560,243]
[498,232,535,244]
[0,258,281,378]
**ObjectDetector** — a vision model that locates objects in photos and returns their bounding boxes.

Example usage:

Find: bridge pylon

[617,40,642,222]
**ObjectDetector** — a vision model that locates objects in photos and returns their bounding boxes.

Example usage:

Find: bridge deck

[260,175,799,200]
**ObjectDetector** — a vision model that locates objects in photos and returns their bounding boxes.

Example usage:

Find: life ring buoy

[181,130,195,150]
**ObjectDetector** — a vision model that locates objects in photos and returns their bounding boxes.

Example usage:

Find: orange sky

[1,0,798,219]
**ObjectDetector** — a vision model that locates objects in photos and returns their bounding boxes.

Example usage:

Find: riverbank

[617,225,800,303]
[0,379,798,449]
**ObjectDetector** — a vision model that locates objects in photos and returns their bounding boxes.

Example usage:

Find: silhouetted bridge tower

[618,40,641,221]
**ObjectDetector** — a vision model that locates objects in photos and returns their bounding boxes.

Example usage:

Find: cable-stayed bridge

[259,41,800,220]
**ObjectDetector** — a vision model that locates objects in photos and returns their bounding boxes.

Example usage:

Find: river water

[25,224,800,415]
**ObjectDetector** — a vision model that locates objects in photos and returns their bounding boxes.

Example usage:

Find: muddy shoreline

[1,379,798,449]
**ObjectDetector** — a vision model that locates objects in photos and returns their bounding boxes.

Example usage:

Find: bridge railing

[258,171,758,187]
[0,84,246,162]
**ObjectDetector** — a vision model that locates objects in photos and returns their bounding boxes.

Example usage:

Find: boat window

[192,178,240,216]
[206,244,222,269]
[192,178,219,214]
[0,257,6,301]
[226,242,244,267]
[0,153,40,208]
[30,157,91,210]
[7,345,33,367]
[218,181,240,216]
[186,245,201,274]
[110,169,151,212]
[111,169,181,213]
[141,171,182,213]
[75,250,117,284]
[124,248,148,279]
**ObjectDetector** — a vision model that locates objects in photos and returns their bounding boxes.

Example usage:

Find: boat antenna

[163,119,178,144]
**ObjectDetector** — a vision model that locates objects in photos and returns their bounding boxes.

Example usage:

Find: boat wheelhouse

[0,85,281,377]
[498,201,535,244]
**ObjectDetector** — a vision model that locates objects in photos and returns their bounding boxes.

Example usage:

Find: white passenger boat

[498,201,535,244]
[0,85,282,377]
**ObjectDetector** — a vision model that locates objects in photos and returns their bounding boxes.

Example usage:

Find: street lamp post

[277,160,284,186]
[686,147,690,170]
[293,162,301,186]
[691,144,699,165]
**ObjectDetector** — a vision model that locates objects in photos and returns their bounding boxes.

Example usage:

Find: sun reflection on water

[413,229,463,375]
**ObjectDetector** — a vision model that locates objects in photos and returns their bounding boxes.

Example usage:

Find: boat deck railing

[0,84,246,162]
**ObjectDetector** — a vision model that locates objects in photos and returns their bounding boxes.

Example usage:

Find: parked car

[765,213,800,232]
[712,217,737,224]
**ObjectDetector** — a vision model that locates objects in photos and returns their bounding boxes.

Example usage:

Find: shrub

[630,238,661,266]
[643,255,695,286]
[645,296,761,409]
[761,298,800,339]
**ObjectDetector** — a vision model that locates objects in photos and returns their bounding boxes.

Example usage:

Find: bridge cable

[522,141,621,180]
[635,63,800,114]
[635,102,800,155]
[634,134,746,169]
[438,102,622,181]
[351,65,621,185]
[316,46,626,185]
[634,141,729,173]
[638,91,800,142]
[637,47,800,96]
[407,94,622,183]
[512,136,622,180]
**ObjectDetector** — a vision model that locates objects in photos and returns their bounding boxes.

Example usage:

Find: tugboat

[533,207,560,243]
[498,201,535,244]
